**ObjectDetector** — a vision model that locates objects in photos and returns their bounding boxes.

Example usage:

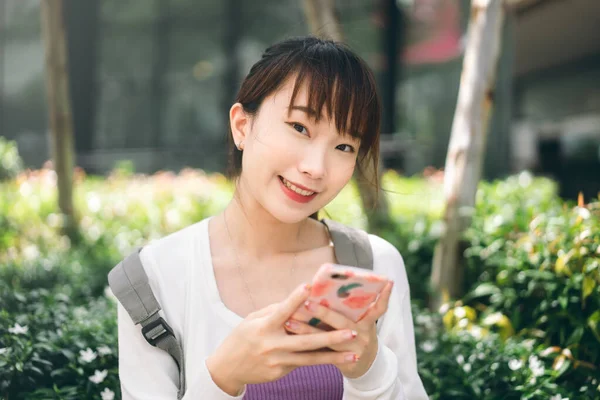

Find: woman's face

[233,78,361,224]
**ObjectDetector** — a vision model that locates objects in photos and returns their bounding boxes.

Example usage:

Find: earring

[237,141,244,151]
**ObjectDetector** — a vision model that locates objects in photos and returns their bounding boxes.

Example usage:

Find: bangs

[286,43,380,159]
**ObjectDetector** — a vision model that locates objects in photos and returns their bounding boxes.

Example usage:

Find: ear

[230,103,250,150]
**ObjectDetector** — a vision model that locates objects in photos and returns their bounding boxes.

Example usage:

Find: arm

[342,239,428,400]
[118,303,246,399]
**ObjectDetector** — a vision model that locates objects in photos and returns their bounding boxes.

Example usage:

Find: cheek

[333,159,356,185]
[251,124,297,157]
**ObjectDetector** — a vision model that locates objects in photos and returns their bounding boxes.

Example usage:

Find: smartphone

[294,263,391,330]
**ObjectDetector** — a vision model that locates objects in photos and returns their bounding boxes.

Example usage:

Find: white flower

[79,348,97,364]
[438,303,450,315]
[101,388,115,400]
[166,209,181,227]
[408,240,420,252]
[469,326,484,339]
[529,355,545,377]
[23,244,40,261]
[463,363,472,373]
[518,171,533,188]
[89,369,108,384]
[429,221,446,238]
[508,359,523,370]
[97,345,112,356]
[456,355,465,364]
[413,220,426,235]
[87,193,102,213]
[522,339,535,351]
[421,340,436,353]
[19,181,32,197]
[576,207,591,220]
[454,307,466,319]
[0,348,7,355]
[550,395,564,400]
[8,323,28,335]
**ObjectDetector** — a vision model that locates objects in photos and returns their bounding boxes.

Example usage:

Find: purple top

[244,365,343,400]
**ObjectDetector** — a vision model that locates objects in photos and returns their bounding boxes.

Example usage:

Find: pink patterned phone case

[295,263,390,329]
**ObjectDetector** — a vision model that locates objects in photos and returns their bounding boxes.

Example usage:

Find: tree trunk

[430,0,504,310]
[41,0,78,239]
[302,0,344,42]
[302,0,390,232]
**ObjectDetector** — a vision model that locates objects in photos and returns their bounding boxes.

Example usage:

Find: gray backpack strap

[108,248,187,399]
[321,218,373,270]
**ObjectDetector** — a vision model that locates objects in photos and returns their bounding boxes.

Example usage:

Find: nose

[298,147,327,180]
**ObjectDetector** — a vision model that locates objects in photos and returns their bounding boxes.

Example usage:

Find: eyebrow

[288,105,318,117]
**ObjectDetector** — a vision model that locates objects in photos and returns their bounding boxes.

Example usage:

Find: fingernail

[304,300,317,312]
[345,353,359,363]
[344,330,358,340]
[285,320,298,330]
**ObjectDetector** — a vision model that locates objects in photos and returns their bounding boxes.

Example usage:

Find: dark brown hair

[227,36,381,191]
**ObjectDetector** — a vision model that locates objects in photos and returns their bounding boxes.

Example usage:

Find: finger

[284,319,323,335]
[361,281,394,324]
[280,329,357,352]
[248,303,279,320]
[285,350,359,367]
[303,300,354,330]
[268,283,312,325]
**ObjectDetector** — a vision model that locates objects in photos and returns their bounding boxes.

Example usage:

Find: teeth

[282,177,315,197]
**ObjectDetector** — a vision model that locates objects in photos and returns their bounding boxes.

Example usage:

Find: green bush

[461,175,600,375]
[0,281,119,399]
[414,306,599,399]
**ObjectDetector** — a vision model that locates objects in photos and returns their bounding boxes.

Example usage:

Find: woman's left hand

[285,281,394,379]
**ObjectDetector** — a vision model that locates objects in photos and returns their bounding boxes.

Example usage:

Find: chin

[269,207,316,224]
[261,199,320,224]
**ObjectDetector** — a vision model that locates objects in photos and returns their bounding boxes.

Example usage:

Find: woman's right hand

[205,283,359,396]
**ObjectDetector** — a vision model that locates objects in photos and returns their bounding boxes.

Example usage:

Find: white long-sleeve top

[117,217,428,399]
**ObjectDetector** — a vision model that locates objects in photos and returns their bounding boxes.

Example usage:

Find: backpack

[107,218,373,400]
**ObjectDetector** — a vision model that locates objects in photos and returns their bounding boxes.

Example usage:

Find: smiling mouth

[278,176,317,197]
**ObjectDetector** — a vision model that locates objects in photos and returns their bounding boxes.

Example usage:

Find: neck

[220,190,312,260]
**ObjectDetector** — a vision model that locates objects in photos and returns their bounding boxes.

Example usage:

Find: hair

[227,36,382,217]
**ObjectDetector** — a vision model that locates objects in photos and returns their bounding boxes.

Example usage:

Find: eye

[290,123,308,135]
[336,144,355,153]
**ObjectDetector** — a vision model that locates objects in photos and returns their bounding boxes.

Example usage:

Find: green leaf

[587,310,600,343]
[29,366,44,376]
[582,276,596,302]
[14,292,27,302]
[555,252,573,276]
[463,282,501,302]
[566,326,584,346]
[559,296,568,310]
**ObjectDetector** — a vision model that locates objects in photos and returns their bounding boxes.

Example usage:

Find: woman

[117,36,428,399]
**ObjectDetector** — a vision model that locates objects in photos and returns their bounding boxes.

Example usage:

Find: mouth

[278,176,319,203]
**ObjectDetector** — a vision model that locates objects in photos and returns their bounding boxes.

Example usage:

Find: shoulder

[368,234,410,295]
[138,218,209,296]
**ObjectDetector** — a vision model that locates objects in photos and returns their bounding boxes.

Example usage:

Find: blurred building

[510,0,600,199]
[0,0,598,198]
